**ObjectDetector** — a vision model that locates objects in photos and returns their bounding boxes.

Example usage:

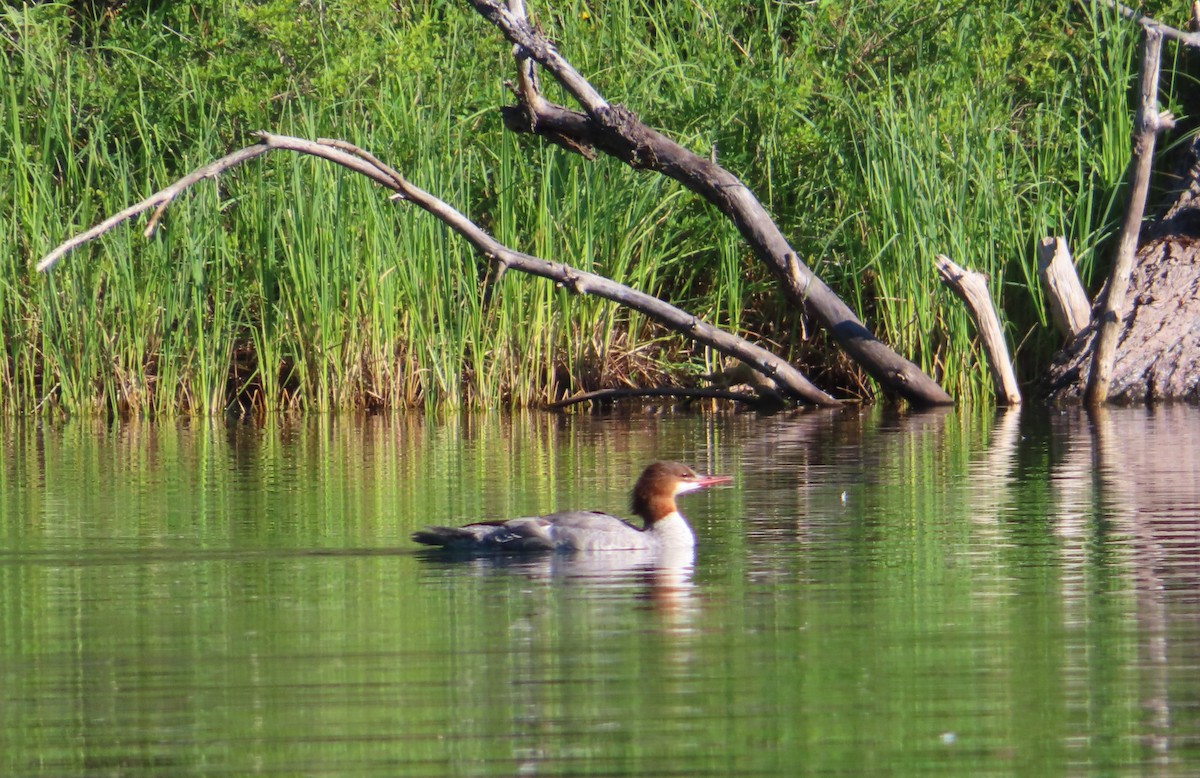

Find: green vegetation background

[1,0,1189,415]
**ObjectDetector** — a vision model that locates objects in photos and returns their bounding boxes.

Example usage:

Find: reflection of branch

[1087,407,1170,755]
[470,0,953,407]
[965,409,1022,556]
[37,133,838,406]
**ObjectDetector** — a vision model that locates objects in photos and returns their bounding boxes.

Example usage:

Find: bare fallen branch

[36,144,272,272]
[468,0,953,407]
[546,386,769,410]
[37,133,839,406]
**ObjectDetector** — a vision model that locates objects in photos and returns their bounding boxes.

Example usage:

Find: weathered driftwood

[934,254,1021,406]
[468,0,953,407]
[36,133,839,406]
[1037,237,1091,339]
[1045,231,1200,404]
[1045,125,1200,403]
[1086,28,1172,405]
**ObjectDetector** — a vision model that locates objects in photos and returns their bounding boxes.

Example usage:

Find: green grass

[838,2,1151,404]
[0,0,1182,415]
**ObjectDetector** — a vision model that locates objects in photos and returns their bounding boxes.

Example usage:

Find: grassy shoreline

[1,1,1180,416]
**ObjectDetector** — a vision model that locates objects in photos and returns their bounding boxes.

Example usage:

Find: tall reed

[817,1,1150,402]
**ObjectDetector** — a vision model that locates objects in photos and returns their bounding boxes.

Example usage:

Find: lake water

[1,406,1197,776]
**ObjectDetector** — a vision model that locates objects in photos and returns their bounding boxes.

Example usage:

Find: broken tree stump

[1037,237,1091,340]
[935,254,1021,406]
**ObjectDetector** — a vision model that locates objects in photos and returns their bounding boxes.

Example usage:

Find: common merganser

[412,461,731,552]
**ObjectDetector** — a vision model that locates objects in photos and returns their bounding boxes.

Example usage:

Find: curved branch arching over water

[37,132,839,407]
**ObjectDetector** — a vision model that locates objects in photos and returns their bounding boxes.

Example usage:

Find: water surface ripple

[1,407,1197,775]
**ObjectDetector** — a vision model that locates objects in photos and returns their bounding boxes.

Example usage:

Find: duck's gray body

[412,461,728,554]
[412,509,694,552]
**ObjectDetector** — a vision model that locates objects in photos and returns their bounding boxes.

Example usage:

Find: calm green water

[1,407,1197,776]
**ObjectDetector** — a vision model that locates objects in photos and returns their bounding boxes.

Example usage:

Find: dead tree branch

[1086,29,1172,405]
[36,144,273,272]
[1090,0,1200,46]
[468,0,953,407]
[1037,237,1091,340]
[36,133,838,407]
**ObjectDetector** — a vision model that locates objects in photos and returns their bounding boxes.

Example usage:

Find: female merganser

[412,461,731,552]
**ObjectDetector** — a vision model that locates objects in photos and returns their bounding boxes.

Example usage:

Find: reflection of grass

[1,2,1154,414]
[0,409,1149,773]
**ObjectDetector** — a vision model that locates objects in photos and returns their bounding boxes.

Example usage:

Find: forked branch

[470,0,953,406]
[36,144,272,272]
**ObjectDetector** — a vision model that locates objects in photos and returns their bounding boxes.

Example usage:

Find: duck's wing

[412,516,555,551]
[413,511,644,552]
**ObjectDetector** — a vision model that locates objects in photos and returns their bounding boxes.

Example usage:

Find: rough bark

[468,0,954,407]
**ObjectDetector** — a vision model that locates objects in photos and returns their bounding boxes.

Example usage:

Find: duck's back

[537,511,650,550]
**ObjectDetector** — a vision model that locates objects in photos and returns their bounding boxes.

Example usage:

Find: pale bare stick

[935,254,1021,406]
[1037,237,1091,340]
[1090,0,1200,47]
[36,144,272,272]
[1085,29,1172,405]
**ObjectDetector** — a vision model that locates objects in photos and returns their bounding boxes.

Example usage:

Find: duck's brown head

[630,461,731,524]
